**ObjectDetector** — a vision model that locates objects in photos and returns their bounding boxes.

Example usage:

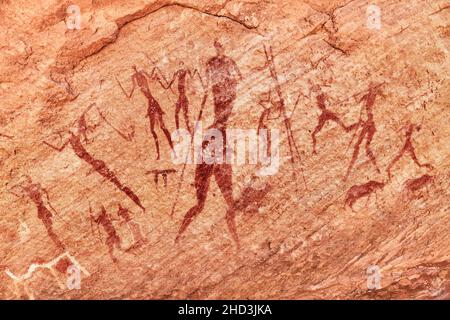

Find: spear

[263,44,307,190]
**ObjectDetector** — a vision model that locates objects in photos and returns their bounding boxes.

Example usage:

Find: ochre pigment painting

[0,0,449,300]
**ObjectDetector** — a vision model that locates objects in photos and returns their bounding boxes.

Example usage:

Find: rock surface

[0,0,449,299]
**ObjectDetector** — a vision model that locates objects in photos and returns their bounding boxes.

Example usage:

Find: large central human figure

[175,40,242,246]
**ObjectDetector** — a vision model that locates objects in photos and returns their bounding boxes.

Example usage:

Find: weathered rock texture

[0,0,449,299]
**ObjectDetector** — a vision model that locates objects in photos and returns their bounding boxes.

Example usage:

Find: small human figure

[43,104,145,211]
[344,180,385,211]
[344,83,384,181]
[176,40,242,247]
[116,204,147,252]
[90,205,122,263]
[146,169,176,187]
[156,62,203,135]
[117,65,174,160]
[10,176,65,250]
[387,123,433,180]
[311,91,353,154]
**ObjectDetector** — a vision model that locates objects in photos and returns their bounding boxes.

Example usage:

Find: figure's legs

[182,100,192,135]
[158,113,174,152]
[365,127,380,172]
[175,100,181,130]
[148,114,160,160]
[45,224,65,250]
[387,152,403,180]
[175,163,214,242]
[408,147,433,170]
[214,164,239,247]
[311,120,325,154]
[345,128,366,181]
[107,238,118,263]
[94,161,145,211]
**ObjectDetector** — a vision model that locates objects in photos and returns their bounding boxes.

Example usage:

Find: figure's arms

[43,135,69,152]
[150,67,174,90]
[116,75,136,98]
[232,60,243,81]
[97,107,134,142]
[191,69,206,90]
[9,185,24,198]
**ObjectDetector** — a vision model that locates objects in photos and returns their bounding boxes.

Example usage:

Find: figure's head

[179,61,185,68]
[132,64,138,72]
[213,39,225,56]
[316,93,326,108]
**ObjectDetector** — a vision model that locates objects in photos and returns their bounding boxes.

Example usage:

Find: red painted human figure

[157,62,202,135]
[344,83,384,181]
[175,40,243,246]
[118,65,174,160]
[10,176,65,250]
[311,92,353,154]
[387,123,433,180]
[43,104,145,211]
[91,205,122,263]
[117,204,147,251]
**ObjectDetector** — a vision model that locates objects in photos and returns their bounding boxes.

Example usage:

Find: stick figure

[43,104,145,211]
[311,91,353,154]
[116,65,174,160]
[387,123,433,180]
[176,40,242,247]
[344,83,384,181]
[9,176,65,250]
[157,62,203,135]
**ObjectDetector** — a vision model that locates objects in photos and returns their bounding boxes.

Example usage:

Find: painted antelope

[344,180,385,211]
[403,174,435,200]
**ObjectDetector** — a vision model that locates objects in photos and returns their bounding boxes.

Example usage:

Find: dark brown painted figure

[10,176,65,250]
[157,62,202,135]
[311,92,353,154]
[387,123,433,180]
[43,104,145,211]
[345,83,384,181]
[90,205,122,263]
[344,180,385,211]
[176,41,242,246]
[118,65,174,160]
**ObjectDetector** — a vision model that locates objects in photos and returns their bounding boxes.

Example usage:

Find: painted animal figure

[403,174,434,199]
[344,180,385,211]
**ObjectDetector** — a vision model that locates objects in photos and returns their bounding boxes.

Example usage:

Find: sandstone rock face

[0,0,449,299]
